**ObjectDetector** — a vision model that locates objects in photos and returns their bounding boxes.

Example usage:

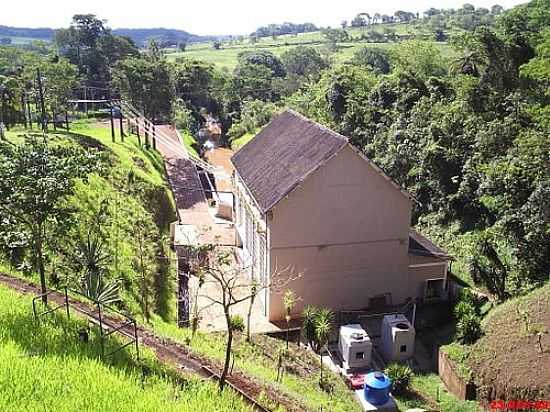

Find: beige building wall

[267,145,413,321]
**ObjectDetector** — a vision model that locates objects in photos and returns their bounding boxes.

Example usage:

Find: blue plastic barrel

[363,371,392,405]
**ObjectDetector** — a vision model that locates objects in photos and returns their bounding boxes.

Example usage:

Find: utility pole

[36,68,47,133]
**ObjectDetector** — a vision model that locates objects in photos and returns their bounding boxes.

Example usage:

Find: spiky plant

[302,305,318,348]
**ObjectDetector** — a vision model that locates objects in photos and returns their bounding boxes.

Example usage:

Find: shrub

[454,301,476,320]
[385,363,413,395]
[302,305,318,347]
[456,312,482,344]
[229,314,245,332]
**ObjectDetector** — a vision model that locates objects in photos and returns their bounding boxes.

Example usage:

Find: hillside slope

[0,284,251,412]
[2,123,177,322]
[469,283,550,402]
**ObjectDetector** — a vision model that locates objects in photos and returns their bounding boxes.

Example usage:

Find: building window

[400,345,407,353]
[258,235,266,284]
[356,352,364,360]
[245,210,253,258]
[425,279,445,300]
[238,193,244,228]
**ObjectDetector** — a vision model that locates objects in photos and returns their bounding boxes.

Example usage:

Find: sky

[1,0,528,36]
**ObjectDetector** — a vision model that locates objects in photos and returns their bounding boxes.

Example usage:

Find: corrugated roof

[231,110,348,212]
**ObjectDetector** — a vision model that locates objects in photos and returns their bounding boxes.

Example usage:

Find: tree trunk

[220,308,233,390]
[246,291,256,342]
[34,226,47,304]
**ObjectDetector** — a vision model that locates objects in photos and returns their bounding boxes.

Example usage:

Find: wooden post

[109,102,115,143]
[52,109,57,131]
[118,107,124,142]
[65,110,69,131]
[152,124,156,150]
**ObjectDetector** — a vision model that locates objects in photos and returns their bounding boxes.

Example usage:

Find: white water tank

[381,314,415,362]
[339,324,372,370]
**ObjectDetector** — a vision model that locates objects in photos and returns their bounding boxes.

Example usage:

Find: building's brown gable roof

[231,110,348,212]
[409,229,452,260]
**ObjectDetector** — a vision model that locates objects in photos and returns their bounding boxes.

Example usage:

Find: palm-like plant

[302,305,317,348]
[78,232,120,306]
[314,308,333,385]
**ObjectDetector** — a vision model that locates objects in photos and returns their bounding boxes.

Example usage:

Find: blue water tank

[363,371,392,405]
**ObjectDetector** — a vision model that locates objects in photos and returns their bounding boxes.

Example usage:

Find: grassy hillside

[167,23,457,70]
[2,122,177,321]
[0,284,251,411]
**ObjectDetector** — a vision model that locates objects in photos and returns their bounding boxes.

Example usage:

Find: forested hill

[0,25,212,47]
[0,25,54,40]
[111,28,215,47]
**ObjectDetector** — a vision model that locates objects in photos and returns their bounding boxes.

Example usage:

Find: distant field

[168,40,455,71]
[167,23,457,70]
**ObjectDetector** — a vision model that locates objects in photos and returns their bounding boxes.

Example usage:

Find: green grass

[178,129,199,157]
[441,343,472,380]
[231,131,256,150]
[392,372,480,411]
[0,284,252,412]
[151,318,361,412]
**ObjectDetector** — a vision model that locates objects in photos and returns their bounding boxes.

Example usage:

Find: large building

[231,110,451,322]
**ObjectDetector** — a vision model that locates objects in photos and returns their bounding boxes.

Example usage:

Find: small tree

[283,289,297,349]
[314,308,333,385]
[245,278,259,342]
[0,136,98,303]
[195,247,298,390]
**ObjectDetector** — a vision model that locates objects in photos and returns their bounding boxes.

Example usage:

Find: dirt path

[0,273,303,412]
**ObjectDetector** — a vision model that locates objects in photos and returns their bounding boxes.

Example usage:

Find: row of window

[235,188,266,282]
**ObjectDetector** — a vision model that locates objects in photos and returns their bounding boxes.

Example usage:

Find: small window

[400,345,407,353]
[355,352,364,359]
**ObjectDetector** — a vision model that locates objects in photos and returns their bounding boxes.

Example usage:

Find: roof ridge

[284,109,349,144]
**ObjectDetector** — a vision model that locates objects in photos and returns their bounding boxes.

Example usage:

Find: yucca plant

[385,363,412,395]
[314,307,333,386]
[302,305,318,348]
[78,231,120,306]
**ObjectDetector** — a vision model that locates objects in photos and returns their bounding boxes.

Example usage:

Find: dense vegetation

[0,124,177,322]
[0,285,252,411]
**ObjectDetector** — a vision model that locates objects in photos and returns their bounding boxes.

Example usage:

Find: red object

[349,374,366,390]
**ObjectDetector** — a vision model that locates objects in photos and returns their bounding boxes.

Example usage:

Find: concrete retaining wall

[438,349,477,401]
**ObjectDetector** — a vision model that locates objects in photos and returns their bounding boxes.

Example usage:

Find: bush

[385,363,413,395]
[229,314,245,332]
[454,301,476,320]
[456,312,482,344]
